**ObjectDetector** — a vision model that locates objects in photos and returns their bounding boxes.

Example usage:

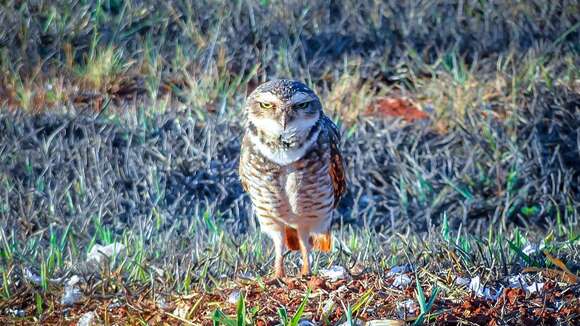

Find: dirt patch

[366,97,429,122]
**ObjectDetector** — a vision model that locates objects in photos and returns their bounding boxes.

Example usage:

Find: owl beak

[280,112,289,130]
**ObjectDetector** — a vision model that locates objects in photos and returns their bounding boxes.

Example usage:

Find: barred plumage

[239,79,346,277]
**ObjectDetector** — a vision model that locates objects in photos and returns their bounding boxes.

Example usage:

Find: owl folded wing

[239,135,250,193]
[324,117,347,208]
[329,142,346,208]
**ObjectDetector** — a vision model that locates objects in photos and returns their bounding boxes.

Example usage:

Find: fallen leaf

[543,250,573,275]
[504,288,525,305]
[366,97,429,122]
[523,267,579,284]
[307,276,327,290]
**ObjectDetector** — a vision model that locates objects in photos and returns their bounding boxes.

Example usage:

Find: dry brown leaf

[366,97,429,122]
[543,250,574,275]
[522,267,579,284]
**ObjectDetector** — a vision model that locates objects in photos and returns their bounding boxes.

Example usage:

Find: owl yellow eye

[259,102,273,109]
[294,102,309,110]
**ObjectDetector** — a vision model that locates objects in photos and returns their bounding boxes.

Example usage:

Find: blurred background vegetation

[1,1,578,117]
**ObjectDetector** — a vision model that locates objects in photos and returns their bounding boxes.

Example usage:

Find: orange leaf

[522,267,579,284]
[543,250,574,275]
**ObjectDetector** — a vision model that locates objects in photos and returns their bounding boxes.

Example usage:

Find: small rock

[321,299,335,317]
[469,276,502,300]
[507,274,544,295]
[522,243,539,256]
[507,274,527,288]
[365,319,405,326]
[87,243,126,265]
[61,275,83,306]
[392,274,412,288]
[228,290,241,304]
[298,320,316,326]
[319,266,348,282]
[396,299,417,318]
[336,285,349,294]
[23,268,42,285]
[156,296,170,310]
[454,276,471,286]
[150,266,164,277]
[239,271,256,281]
[526,282,544,294]
[339,318,364,326]
[66,275,81,287]
[7,308,25,317]
[172,302,190,319]
[386,264,413,277]
[77,311,98,326]
[108,299,123,311]
[61,285,82,306]
[367,320,405,326]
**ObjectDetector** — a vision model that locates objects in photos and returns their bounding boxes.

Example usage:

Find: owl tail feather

[284,226,300,251]
[284,227,332,252]
[311,232,332,252]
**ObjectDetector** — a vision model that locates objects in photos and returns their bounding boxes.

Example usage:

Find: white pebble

[392,274,412,288]
[228,290,241,304]
[319,266,348,281]
[77,311,98,326]
[87,243,126,265]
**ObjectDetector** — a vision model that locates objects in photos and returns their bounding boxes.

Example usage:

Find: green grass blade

[290,289,310,326]
[237,293,246,326]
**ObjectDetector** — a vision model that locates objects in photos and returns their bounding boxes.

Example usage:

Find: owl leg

[297,229,312,276]
[260,219,286,278]
[270,230,286,278]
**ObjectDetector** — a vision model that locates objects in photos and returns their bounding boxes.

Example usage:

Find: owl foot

[274,266,286,279]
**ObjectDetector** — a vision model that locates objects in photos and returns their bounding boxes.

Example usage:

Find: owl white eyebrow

[289,92,315,104]
[253,92,280,104]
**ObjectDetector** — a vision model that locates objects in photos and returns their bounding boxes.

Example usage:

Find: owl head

[245,79,322,137]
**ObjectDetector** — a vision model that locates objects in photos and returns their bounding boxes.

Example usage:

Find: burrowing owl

[239,79,346,277]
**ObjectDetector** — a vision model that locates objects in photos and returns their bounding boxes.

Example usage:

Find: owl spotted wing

[323,116,346,208]
[238,134,250,193]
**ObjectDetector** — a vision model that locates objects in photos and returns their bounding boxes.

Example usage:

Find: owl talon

[274,266,286,279]
[266,276,286,287]
[300,258,311,277]
[299,270,311,278]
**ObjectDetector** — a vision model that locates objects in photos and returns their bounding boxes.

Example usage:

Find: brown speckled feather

[238,134,250,193]
[322,116,346,208]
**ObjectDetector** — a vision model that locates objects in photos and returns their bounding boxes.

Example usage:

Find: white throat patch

[249,127,320,166]
[249,112,319,138]
[249,117,284,136]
